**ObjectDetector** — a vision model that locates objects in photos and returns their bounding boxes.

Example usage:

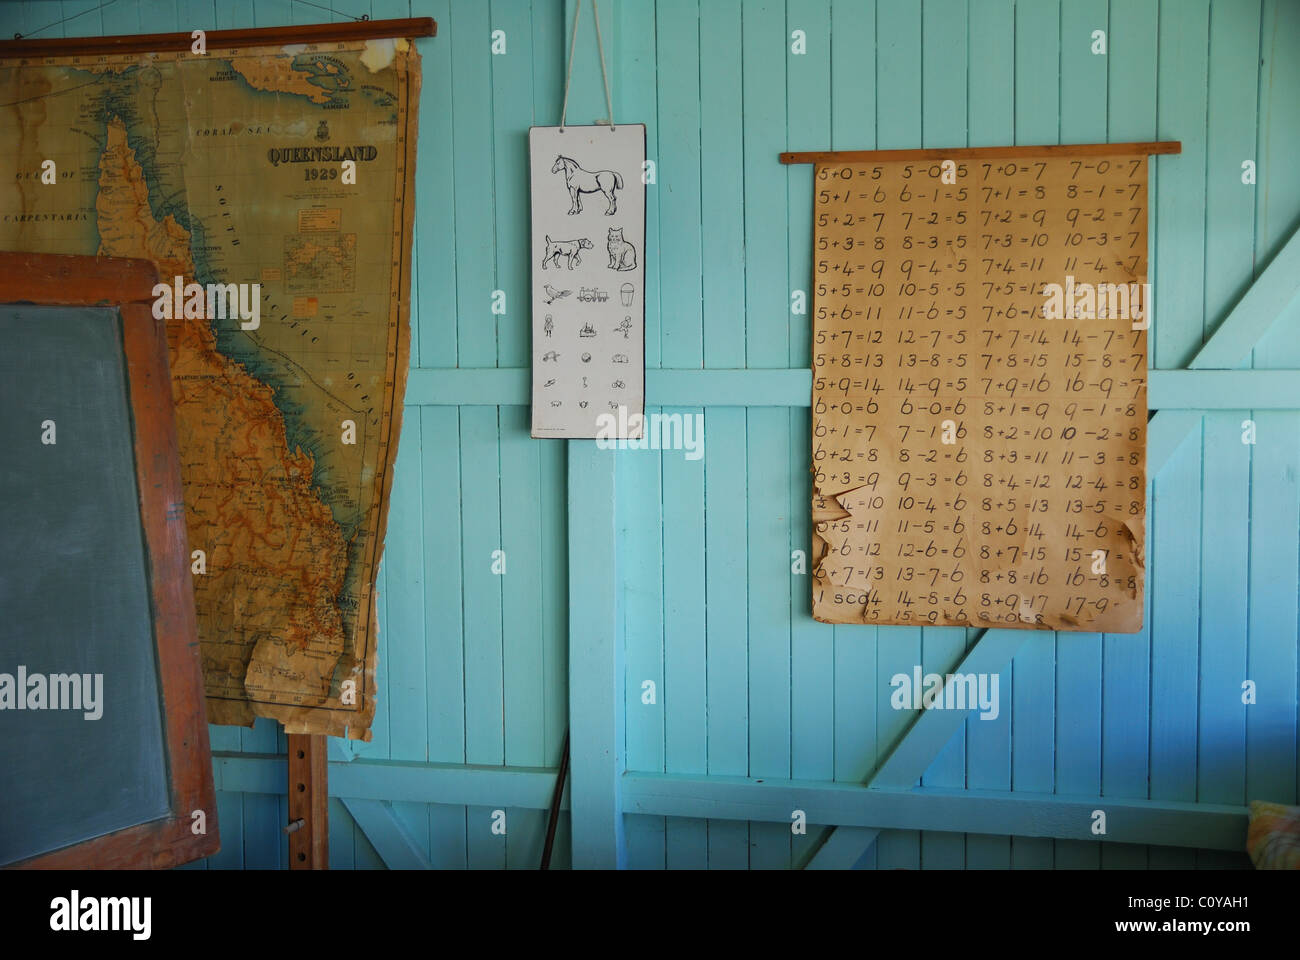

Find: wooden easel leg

[287,733,329,869]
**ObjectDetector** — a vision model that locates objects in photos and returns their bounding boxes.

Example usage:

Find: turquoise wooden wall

[6,0,1298,869]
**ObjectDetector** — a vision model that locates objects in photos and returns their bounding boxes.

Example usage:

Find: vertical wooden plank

[495,0,547,849]
[451,0,498,367]
[742,0,795,871]
[1252,0,1300,320]
[353,822,387,869]
[785,0,827,371]
[422,406,466,770]
[619,0,661,368]
[207,791,244,869]
[392,800,433,867]
[525,5,568,785]
[872,0,923,873]
[1099,0,1158,871]
[1247,412,1300,805]
[700,0,746,368]
[100,0,143,33]
[1246,1,1300,805]
[652,0,708,875]
[625,813,666,869]
[239,718,282,868]
[1246,0,1300,816]
[661,418,708,868]
[615,0,666,871]
[747,408,793,869]
[624,812,659,872]
[385,410,428,762]
[825,0,878,872]
[532,0,564,132]
[679,0,743,873]
[429,803,469,869]
[656,0,701,368]
[208,725,242,753]
[328,798,356,870]
[962,0,1016,873]
[917,0,969,871]
[493,0,533,368]
[1146,0,1210,870]
[1247,1,1300,740]
[1202,0,1261,348]
[788,0,833,871]
[531,0,569,761]
[499,403,548,867]
[1190,0,1253,868]
[621,442,666,867]
[554,0,625,872]
[705,408,749,868]
[742,0,789,370]
[257,0,297,26]
[466,803,506,869]
[539,439,569,767]
[330,1,375,24]
[1052,0,1108,871]
[413,0,456,367]
[460,407,505,766]
[1008,0,1060,871]
[694,0,753,870]
[566,441,626,868]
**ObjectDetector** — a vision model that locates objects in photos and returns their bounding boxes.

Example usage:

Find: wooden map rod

[0,17,435,58]
[780,141,1181,164]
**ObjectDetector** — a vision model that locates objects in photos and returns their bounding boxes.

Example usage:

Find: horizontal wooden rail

[402,367,1300,410]
[213,753,561,809]
[0,17,435,57]
[623,773,1247,852]
[211,754,1246,853]
[780,141,1181,164]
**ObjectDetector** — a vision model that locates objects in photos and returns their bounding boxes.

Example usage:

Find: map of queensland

[0,40,421,738]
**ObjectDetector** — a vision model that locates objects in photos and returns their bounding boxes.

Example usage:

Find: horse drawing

[552,155,623,215]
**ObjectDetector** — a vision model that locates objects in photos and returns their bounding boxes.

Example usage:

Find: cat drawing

[607,227,637,272]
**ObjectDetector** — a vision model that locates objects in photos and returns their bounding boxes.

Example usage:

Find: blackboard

[0,253,217,869]
[0,304,172,865]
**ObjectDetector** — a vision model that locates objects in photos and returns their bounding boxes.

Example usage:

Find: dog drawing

[541,235,592,271]
[552,155,623,215]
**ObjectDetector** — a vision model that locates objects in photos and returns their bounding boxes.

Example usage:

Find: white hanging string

[591,1,615,130]
[558,0,615,132]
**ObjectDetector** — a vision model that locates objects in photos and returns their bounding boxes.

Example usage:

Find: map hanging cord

[13,0,121,40]
[289,0,369,22]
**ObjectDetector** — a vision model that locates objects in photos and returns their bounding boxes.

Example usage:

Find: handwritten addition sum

[810,154,1149,633]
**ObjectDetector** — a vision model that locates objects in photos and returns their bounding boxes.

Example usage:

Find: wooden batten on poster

[780,141,1181,164]
[0,18,436,58]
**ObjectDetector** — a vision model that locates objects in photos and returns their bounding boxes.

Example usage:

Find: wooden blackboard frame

[1,252,219,869]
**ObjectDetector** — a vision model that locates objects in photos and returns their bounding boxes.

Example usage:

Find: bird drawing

[543,284,572,304]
